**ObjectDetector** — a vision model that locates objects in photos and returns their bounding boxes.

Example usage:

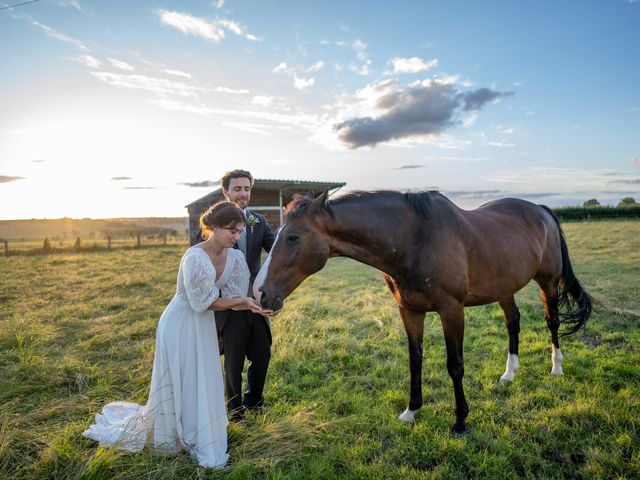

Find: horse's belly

[463,294,504,307]
[464,275,533,306]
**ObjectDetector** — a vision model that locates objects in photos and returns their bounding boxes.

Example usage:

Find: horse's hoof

[499,373,514,384]
[551,367,564,376]
[452,423,469,437]
[398,408,416,423]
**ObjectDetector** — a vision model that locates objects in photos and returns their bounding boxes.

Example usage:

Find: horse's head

[255,190,333,312]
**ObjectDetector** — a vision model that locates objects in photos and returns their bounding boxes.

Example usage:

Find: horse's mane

[285,190,440,220]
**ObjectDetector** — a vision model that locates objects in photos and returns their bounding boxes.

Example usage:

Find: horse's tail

[539,205,593,336]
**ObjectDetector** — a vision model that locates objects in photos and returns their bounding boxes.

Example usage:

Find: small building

[185,178,346,245]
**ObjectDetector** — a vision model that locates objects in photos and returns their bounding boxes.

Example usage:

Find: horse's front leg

[398,306,426,423]
[438,301,469,434]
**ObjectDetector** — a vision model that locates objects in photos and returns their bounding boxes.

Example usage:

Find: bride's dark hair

[199,201,246,240]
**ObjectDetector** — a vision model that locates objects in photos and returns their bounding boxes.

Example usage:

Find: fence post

[107,236,112,250]
[4,240,7,256]
[137,234,141,247]
[43,237,51,253]
[74,237,81,251]
[163,232,167,245]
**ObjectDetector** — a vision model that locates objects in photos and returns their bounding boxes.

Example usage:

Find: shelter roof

[185,178,346,208]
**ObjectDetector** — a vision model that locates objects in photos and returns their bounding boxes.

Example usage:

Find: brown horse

[255,190,592,433]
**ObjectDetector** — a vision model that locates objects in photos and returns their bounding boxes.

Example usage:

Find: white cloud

[157,10,260,43]
[631,157,640,166]
[72,54,102,68]
[353,39,367,59]
[484,167,630,189]
[274,62,322,90]
[293,75,315,91]
[149,98,321,131]
[349,59,372,76]
[163,68,192,79]
[462,112,479,128]
[91,72,208,98]
[107,58,135,71]
[213,0,225,8]
[158,10,224,42]
[49,0,93,15]
[222,121,272,136]
[349,39,372,76]
[28,17,89,51]
[252,95,274,106]
[273,62,291,74]
[219,19,243,36]
[306,60,325,73]
[215,86,250,94]
[390,56,438,74]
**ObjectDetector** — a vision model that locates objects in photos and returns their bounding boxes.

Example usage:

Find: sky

[1,0,639,219]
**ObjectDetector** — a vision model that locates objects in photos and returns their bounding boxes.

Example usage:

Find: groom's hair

[199,201,246,240]
[221,169,254,190]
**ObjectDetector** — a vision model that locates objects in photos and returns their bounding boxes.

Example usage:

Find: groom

[207,169,275,419]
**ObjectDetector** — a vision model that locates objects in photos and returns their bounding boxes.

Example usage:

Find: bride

[83,201,270,468]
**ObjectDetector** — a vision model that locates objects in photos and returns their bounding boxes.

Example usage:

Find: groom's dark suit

[211,210,275,414]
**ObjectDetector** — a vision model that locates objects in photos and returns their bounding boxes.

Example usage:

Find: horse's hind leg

[537,278,564,375]
[499,296,520,384]
[398,305,426,423]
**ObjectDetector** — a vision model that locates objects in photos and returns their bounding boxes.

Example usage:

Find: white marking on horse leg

[551,345,564,375]
[398,408,416,423]
[499,353,519,384]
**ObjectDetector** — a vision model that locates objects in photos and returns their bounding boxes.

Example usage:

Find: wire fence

[2,233,189,256]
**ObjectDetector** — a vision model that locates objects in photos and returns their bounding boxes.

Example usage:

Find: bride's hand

[243,297,274,316]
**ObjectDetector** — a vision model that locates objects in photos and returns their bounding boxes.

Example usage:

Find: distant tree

[617,197,638,208]
[583,198,600,208]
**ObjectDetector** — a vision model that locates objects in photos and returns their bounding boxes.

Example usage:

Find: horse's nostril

[273,296,283,311]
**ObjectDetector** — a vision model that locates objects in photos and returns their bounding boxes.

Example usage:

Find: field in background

[0,217,189,241]
[0,221,639,479]
[0,217,190,255]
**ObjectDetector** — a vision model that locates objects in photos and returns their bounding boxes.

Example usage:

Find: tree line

[554,197,640,221]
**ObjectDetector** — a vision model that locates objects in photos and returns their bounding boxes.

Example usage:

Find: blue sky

[1,0,639,219]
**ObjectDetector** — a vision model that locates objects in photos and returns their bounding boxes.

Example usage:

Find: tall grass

[1,221,639,479]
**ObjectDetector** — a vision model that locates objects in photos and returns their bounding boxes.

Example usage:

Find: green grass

[1,221,639,479]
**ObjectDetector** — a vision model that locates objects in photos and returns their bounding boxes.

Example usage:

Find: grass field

[1,221,639,479]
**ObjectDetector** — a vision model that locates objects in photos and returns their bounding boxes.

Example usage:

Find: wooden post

[163,232,167,245]
[74,237,81,251]
[4,240,8,256]
[137,234,141,247]
[107,236,112,250]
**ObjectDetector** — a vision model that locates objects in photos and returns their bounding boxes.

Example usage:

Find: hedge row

[553,206,640,221]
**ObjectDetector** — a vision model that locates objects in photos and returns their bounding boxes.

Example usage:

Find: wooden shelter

[185,178,346,245]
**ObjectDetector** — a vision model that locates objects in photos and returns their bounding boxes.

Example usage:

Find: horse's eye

[286,234,300,244]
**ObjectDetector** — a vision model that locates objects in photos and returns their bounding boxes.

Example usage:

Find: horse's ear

[310,189,332,216]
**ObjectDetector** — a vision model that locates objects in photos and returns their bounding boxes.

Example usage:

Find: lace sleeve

[182,250,219,313]
[221,251,250,298]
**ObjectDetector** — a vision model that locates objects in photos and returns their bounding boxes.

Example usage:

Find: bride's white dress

[83,247,249,468]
